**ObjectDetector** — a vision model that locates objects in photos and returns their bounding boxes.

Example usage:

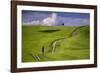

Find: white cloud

[23,13,59,26]
[42,17,55,26]
[42,13,58,26]
[31,20,40,25]
[23,20,41,25]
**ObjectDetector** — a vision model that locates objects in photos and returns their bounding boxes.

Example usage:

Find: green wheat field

[22,25,90,62]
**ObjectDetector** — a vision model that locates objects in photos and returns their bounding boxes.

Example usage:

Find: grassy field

[22,25,90,62]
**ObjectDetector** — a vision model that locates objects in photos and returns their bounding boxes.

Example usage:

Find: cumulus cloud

[31,20,41,25]
[23,13,59,26]
[42,17,55,26]
[42,13,58,26]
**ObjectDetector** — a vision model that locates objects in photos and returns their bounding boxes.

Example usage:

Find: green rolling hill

[22,25,90,62]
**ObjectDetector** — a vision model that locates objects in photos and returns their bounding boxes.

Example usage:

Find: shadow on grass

[39,29,60,33]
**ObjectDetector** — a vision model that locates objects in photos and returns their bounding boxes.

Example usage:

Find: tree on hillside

[62,23,64,26]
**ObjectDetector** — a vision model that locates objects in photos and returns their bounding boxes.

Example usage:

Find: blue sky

[22,10,90,26]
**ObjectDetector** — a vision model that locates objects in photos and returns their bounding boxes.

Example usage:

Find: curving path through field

[50,26,87,54]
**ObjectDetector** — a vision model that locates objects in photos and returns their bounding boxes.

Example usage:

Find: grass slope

[22,25,90,62]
